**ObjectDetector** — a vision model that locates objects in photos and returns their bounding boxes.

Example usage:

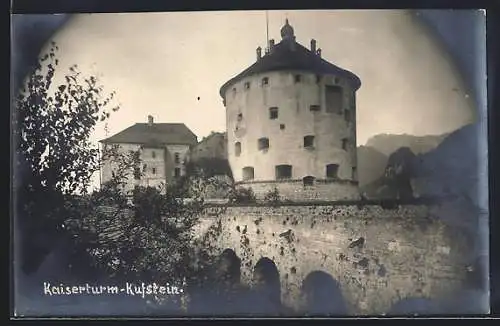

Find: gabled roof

[219,37,361,98]
[99,123,198,146]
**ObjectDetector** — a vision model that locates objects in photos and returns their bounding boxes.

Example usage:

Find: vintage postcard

[11,9,489,317]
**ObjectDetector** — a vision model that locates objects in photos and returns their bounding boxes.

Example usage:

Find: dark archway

[215,249,242,287]
[387,297,442,315]
[252,257,281,312]
[302,271,348,315]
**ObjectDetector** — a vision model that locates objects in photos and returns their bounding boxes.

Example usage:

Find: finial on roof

[280,18,295,41]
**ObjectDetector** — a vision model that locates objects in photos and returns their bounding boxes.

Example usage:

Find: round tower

[219,20,362,201]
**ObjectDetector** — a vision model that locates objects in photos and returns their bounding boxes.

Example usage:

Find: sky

[40,10,476,149]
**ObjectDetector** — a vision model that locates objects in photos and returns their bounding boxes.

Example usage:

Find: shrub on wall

[228,186,257,204]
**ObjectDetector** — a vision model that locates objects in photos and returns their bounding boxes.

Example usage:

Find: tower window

[258,137,269,150]
[310,105,320,112]
[152,167,157,175]
[174,153,180,164]
[244,81,250,90]
[334,77,340,84]
[152,151,156,158]
[294,74,302,83]
[269,107,279,119]
[342,138,348,150]
[237,113,243,121]
[326,164,339,179]
[242,166,255,181]
[235,142,241,156]
[275,165,292,180]
[316,75,322,83]
[325,85,343,113]
[232,87,237,95]
[280,124,285,130]
[303,176,315,187]
[174,167,181,178]
[262,77,269,86]
[304,135,315,148]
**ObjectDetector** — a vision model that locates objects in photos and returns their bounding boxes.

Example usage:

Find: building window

[280,124,285,130]
[242,166,255,181]
[326,164,339,179]
[310,105,320,112]
[316,75,322,83]
[303,176,315,187]
[174,153,180,164]
[174,167,181,178]
[269,107,279,119]
[232,87,237,94]
[304,135,315,148]
[262,77,269,86]
[237,113,243,121]
[344,109,351,123]
[294,74,302,83]
[325,85,343,113]
[235,142,241,156]
[334,77,340,84]
[152,167,157,175]
[258,137,269,150]
[244,81,250,90]
[152,151,156,158]
[275,165,292,180]
[342,138,348,150]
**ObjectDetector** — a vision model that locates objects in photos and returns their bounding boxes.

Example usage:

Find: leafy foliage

[13,42,119,274]
[228,186,256,204]
[263,187,281,204]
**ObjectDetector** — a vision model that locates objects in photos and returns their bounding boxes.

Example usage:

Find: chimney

[148,115,154,126]
[256,46,262,60]
[269,39,275,51]
[310,39,316,53]
[317,48,322,58]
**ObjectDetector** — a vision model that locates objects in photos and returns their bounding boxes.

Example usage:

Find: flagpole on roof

[266,10,269,53]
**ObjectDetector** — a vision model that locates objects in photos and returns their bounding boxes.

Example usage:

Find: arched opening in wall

[326,164,339,179]
[387,297,441,316]
[303,176,315,187]
[325,85,343,114]
[258,137,269,151]
[235,142,241,157]
[242,166,254,181]
[215,249,242,289]
[275,164,292,180]
[253,257,281,310]
[302,271,348,315]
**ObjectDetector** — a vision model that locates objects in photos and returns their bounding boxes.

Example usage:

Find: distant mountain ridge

[364,133,449,157]
[357,132,449,187]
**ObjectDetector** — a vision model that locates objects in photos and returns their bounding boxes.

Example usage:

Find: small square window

[280,124,285,130]
[244,82,250,90]
[237,113,243,121]
[174,168,181,178]
[310,105,320,112]
[294,74,302,83]
[258,137,269,150]
[174,153,180,164]
[304,135,315,148]
[269,107,279,120]
[152,167,156,175]
[334,77,340,84]
[262,77,269,86]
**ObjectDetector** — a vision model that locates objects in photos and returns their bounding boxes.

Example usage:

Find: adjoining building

[219,19,362,200]
[99,115,197,193]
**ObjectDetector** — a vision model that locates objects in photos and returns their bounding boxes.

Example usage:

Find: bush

[228,187,256,204]
[263,187,281,204]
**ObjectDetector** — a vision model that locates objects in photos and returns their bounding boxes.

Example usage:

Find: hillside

[365,133,449,157]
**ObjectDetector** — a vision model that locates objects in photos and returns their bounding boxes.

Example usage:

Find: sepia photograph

[11,9,489,317]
